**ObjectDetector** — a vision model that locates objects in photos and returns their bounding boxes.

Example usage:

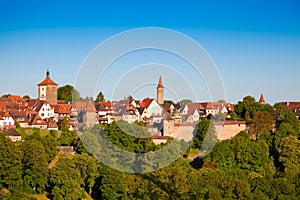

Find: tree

[249,111,274,140]
[48,158,85,199]
[22,139,48,194]
[92,165,127,200]
[278,136,300,179]
[234,95,274,120]
[22,95,30,99]
[0,132,23,191]
[94,91,105,103]
[164,100,174,105]
[1,94,11,98]
[193,119,217,150]
[179,99,193,104]
[74,154,99,195]
[57,85,81,102]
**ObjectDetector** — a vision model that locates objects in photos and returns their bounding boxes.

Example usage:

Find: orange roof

[57,104,72,114]
[259,93,265,103]
[30,115,47,125]
[100,102,113,107]
[140,98,154,108]
[3,111,11,117]
[38,77,58,86]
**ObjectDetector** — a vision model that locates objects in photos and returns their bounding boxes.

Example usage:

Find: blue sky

[0,0,299,104]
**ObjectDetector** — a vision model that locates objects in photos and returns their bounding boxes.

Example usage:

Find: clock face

[41,94,45,99]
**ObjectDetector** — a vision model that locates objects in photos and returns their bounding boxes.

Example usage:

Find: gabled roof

[47,118,59,128]
[56,104,72,114]
[73,100,96,112]
[38,77,58,86]
[28,99,50,112]
[140,98,155,108]
[29,114,47,125]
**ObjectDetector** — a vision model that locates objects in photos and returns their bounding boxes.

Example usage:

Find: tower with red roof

[259,93,265,104]
[157,76,164,105]
[38,69,58,105]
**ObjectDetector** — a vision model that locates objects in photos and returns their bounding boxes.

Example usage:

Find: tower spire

[259,93,265,104]
[157,75,164,104]
[157,75,164,88]
[46,68,50,78]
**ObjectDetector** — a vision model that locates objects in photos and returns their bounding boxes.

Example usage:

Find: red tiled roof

[38,77,58,86]
[73,101,96,112]
[140,98,154,108]
[259,93,265,103]
[47,118,59,128]
[57,104,72,114]
[30,115,47,125]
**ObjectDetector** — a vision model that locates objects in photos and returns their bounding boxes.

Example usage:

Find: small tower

[38,69,58,105]
[259,93,265,104]
[157,76,164,105]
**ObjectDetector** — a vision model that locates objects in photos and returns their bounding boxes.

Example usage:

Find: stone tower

[157,76,164,105]
[38,69,58,105]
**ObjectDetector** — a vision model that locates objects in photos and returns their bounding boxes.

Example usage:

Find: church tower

[157,76,164,105]
[38,69,58,105]
[259,93,265,104]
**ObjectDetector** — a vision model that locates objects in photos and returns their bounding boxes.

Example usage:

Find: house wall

[39,104,55,119]
[147,101,163,116]
[163,120,175,137]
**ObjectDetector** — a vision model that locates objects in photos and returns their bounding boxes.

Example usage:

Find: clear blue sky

[0,0,299,104]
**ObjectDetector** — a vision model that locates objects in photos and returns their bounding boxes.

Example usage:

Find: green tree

[22,95,30,99]
[22,139,48,194]
[278,136,300,179]
[57,84,81,102]
[234,95,274,120]
[193,119,217,150]
[94,91,105,103]
[74,154,99,195]
[0,132,23,191]
[48,158,85,200]
[92,165,127,200]
[249,111,274,140]
[1,94,11,98]
[164,100,174,105]
[179,99,193,104]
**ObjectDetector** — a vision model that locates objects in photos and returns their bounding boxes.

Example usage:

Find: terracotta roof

[140,98,154,108]
[38,77,58,86]
[47,118,59,128]
[73,101,96,112]
[0,115,3,120]
[3,111,11,117]
[56,104,72,114]
[29,114,47,125]
[259,93,265,103]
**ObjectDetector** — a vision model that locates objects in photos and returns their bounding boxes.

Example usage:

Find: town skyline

[1,1,299,104]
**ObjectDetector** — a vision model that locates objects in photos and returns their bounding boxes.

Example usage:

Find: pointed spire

[157,75,164,88]
[259,93,265,104]
[46,68,50,78]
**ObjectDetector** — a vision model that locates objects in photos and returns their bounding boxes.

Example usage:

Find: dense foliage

[1,99,300,199]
